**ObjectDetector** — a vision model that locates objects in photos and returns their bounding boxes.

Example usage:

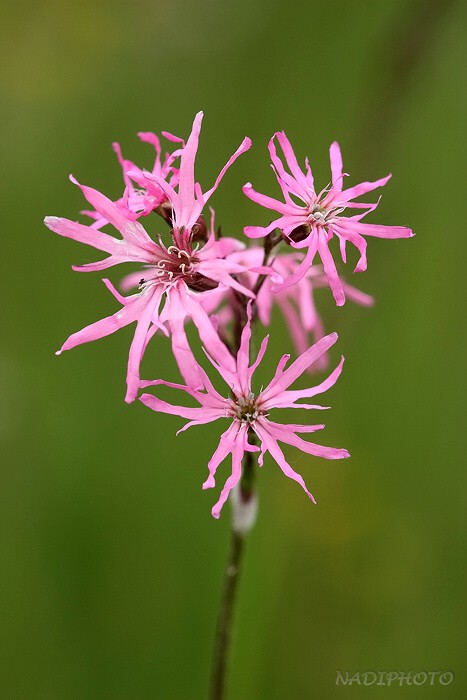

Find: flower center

[307,184,345,226]
[139,245,200,289]
[307,198,347,227]
[231,392,262,424]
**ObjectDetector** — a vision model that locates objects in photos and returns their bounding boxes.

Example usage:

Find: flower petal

[338,174,391,203]
[329,141,343,191]
[343,220,414,239]
[254,421,316,502]
[69,176,154,249]
[266,356,344,408]
[317,232,346,305]
[243,183,299,216]
[203,137,252,204]
[259,332,338,402]
[264,420,350,460]
[44,216,122,255]
[211,424,248,519]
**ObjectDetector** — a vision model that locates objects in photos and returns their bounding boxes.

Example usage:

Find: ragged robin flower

[44,113,255,401]
[139,307,349,518]
[243,133,413,305]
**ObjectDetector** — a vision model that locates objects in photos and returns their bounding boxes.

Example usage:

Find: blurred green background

[1,0,466,697]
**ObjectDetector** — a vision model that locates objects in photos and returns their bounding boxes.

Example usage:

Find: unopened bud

[230,485,258,535]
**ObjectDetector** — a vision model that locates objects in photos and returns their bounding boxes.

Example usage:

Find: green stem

[209,442,257,700]
[209,528,245,700]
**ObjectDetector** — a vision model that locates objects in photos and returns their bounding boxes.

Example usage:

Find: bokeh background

[1,0,466,697]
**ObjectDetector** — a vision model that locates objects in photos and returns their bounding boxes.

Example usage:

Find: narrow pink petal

[339,174,391,202]
[271,422,325,433]
[259,332,338,402]
[248,334,269,383]
[176,413,225,434]
[272,237,318,292]
[168,314,205,390]
[339,235,347,264]
[268,137,310,202]
[256,283,273,325]
[203,137,252,204]
[137,131,161,155]
[140,393,220,426]
[297,277,317,331]
[271,353,291,381]
[317,233,345,306]
[202,423,238,490]
[236,302,253,394]
[69,176,153,248]
[125,288,164,402]
[332,224,368,273]
[304,157,315,191]
[329,142,343,191]
[342,220,414,239]
[242,183,300,215]
[254,421,316,502]
[265,356,345,408]
[265,420,350,460]
[102,278,127,305]
[71,255,132,273]
[140,378,200,396]
[161,130,185,145]
[112,142,135,189]
[140,377,225,409]
[211,424,247,519]
[176,112,203,228]
[44,216,121,255]
[264,401,329,410]
[244,220,283,239]
[274,132,311,194]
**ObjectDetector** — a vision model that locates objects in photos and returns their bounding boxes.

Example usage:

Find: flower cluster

[45,112,412,517]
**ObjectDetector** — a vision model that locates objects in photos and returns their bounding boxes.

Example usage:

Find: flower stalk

[210,448,257,700]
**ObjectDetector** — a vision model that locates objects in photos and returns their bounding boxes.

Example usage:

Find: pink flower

[202,247,374,371]
[139,309,349,518]
[243,133,413,305]
[44,113,253,402]
[83,130,184,227]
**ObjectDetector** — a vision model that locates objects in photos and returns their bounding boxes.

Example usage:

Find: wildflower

[243,133,413,305]
[139,309,349,518]
[44,113,254,402]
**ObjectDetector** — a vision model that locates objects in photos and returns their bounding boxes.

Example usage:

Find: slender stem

[209,528,245,700]
[209,441,257,700]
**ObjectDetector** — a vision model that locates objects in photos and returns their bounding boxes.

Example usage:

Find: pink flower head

[44,114,254,402]
[243,133,413,305]
[140,307,349,518]
[83,130,184,228]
